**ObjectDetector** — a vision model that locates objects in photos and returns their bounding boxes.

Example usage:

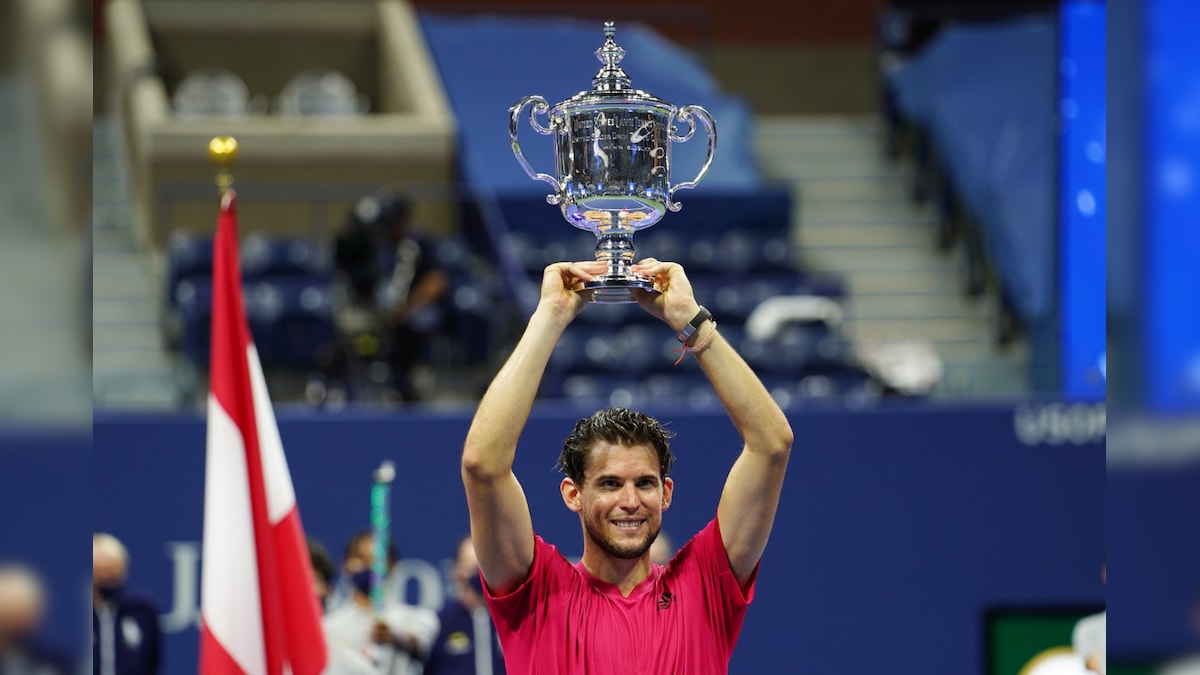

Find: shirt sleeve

[483,535,574,638]
[669,517,759,647]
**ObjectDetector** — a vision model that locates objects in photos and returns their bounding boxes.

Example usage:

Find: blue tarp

[419,14,790,239]
[888,18,1057,322]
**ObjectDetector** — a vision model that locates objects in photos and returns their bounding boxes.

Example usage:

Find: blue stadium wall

[86,403,1108,675]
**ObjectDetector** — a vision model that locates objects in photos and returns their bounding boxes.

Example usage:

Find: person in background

[327,530,406,612]
[309,538,337,613]
[1073,560,1105,675]
[310,538,376,675]
[0,563,72,675]
[322,191,450,404]
[322,533,439,675]
[92,533,163,675]
[648,530,674,566]
[424,537,505,675]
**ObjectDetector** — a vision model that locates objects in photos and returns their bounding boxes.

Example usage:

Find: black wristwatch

[676,306,713,344]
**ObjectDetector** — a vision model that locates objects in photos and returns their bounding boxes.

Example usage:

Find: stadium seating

[412,13,890,407]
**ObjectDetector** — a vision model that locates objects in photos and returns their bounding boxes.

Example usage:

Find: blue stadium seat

[244,278,335,369]
[173,276,334,369]
[240,234,329,281]
[166,232,214,308]
[174,278,213,366]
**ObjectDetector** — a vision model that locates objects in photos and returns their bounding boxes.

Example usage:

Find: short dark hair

[557,408,676,484]
[307,538,335,587]
[344,529,399,567]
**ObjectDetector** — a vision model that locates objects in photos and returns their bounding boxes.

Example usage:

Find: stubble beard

[584,517,661,561]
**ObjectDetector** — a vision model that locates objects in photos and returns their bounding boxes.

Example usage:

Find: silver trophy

[510,22,717,303]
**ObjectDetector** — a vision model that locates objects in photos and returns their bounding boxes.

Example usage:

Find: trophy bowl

[510,22,717,303]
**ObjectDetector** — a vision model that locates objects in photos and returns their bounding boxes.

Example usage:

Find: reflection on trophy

[509,21,717,303]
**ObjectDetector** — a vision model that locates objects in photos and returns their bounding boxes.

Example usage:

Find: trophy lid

[564,22,668,107]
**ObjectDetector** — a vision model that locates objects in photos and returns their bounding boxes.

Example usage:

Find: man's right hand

[536,261,607,326]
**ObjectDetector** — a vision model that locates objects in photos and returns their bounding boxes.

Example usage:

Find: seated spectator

[317,191,450,403]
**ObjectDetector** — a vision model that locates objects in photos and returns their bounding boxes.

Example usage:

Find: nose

[618,484,640,511]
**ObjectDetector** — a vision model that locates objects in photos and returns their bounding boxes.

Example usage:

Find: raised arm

[461,261,605,594]
[632,260,793,590]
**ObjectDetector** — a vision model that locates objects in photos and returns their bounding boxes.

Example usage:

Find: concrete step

[844,292,990,321]
[801,245,958,273]
[759,156,898,180]
[93,373,185,409]
[843,269,958,295]
[799,223,934,248]
[753,136,888,162]
[925,339,1021,364]
[843,316,994,343]
[788,175,910,202]
[92,273,157,300]
[92,347,176,373]
[92,324,167,351]
[799,199,932,225]
[755,115,881,138]
[93,297,161,324]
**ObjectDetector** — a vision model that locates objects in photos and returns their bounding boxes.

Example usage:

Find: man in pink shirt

[461,259,793,674]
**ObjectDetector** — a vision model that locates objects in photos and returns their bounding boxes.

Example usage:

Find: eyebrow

[593,474,660,484]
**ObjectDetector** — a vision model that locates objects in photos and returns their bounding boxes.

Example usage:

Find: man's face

[451,539,485,598]
[563,442,672,560]
[92,551,126,590]
[344,536,375,574]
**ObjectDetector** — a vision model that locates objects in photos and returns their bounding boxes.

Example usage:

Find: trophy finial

[593,21,630,90]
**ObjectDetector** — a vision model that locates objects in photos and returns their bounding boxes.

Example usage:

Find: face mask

[96,582,124,601]
[350,569,374,597]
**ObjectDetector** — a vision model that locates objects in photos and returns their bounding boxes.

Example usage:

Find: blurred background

[0,0,1195,673]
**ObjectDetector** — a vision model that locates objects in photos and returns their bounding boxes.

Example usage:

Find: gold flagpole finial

[208,136,239,198]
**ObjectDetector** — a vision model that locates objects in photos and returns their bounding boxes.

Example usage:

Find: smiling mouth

[612,520,644,530]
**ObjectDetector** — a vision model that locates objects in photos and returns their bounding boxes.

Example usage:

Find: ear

[560,477,582,513]
[662,476,674,511]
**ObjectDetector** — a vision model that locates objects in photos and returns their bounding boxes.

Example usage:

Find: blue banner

[1146,0,1200,410]
[1059,0,1107,400]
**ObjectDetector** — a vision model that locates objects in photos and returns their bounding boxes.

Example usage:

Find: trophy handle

[666,105,717,212]
[509,95,564,205]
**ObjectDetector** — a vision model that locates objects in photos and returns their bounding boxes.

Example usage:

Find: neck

[580,546,652,597]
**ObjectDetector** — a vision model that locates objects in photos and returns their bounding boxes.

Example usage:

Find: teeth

[614,521,641,529]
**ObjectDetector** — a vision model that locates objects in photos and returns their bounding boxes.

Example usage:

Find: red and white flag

[200,191,328,675]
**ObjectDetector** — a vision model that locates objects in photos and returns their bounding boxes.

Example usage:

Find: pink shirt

[484,518,757,674]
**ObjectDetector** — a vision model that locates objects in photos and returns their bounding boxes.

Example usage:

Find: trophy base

[581,275,657,304]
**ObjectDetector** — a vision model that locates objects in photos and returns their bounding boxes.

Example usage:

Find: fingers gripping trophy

[509,21,717,303]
